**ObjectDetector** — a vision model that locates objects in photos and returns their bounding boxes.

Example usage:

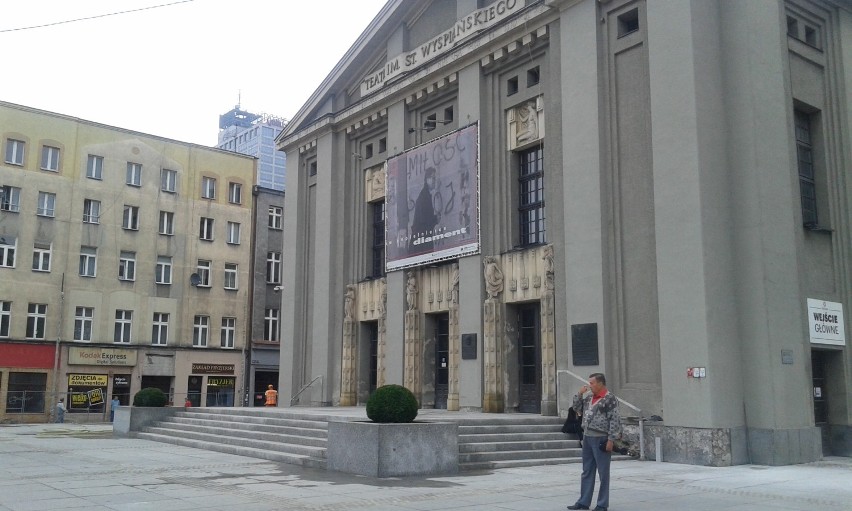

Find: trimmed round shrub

[133,387,168,407]
[366,384,419,423]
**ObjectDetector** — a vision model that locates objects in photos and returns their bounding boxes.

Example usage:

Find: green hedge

[366,384,419,423]
[132,387,168,407]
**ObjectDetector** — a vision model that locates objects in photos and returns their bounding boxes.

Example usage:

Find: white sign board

[807,298,845,346]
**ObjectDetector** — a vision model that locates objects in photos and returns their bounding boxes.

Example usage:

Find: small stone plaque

[781,349,794,365]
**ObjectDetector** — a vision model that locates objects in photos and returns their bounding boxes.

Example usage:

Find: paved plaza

[0,422,850,511]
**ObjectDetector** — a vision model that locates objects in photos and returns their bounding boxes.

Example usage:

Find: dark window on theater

[365,143,374,160]
[507,76,519,96]
[527,66,540,87]
[443,106,454,124]
[309,161,317,177]
[518,146,546,246]
[617,8,639,38]
[371,201,385,278]
[425,113,438,132]
[794,109,818,228]
[378,138,387,154]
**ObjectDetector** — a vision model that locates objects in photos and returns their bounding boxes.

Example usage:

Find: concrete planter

[327,420,458,477]
[112,406,178,437]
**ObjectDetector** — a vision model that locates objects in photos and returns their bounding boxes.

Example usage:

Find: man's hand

[605,440,614,453]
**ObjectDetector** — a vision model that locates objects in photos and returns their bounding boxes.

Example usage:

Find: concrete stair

[135,408,591,472]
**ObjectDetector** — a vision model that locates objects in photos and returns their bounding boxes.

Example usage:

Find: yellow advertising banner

[68,374,108,387]
[68,347,137,366]
[87,388,104,405]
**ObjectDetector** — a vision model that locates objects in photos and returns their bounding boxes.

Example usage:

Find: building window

[309,161,317,177]
[79,246,97,277]
[266,251,281,284]
[159,211,174,235]
[0,301,11,338]
[26,303,47,339]
[371,201,385,278]
[527,66,540,87]
[264,308,279,342]
[220,317,236,348]
[226,222,241,244]
[87,154,104,179]
[0,236,16,268]
[787,14,822,49]
[193,315,209,347]
[126,162,142,186]
[228,182,242,204]
[152,312,169,345]
[518,146,546,246]
[1,185,21,212]
[122,205,140,230]
[114,310,132,343]
[5,139,25,165]
[200,217,214,241]
[795,109,818,228]
[83,199,101,224]
[74,307,94,342]
[224,263,238,290]
[32,242,51,272]
[37,191,56,217]
[197,260,211,287]
[118,251,136,281]
[6,372,47,414]
[41,145,60,171]
[201,176,216,199]
[268,206,283,229]
[161,168,177,193]
[155,256,172,284]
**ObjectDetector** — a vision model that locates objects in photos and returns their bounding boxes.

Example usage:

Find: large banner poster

[386,124,480,271]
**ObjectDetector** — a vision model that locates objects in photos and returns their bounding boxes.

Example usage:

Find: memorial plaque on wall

[571,323,599,366]
[461,333,477,360]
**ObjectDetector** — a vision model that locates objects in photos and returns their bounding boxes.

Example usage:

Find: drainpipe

[50,273,65,422]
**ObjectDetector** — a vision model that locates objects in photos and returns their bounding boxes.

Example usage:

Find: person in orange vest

[264,385,278,407]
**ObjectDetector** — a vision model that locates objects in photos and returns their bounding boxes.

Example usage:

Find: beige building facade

[276,0,852,466]
[1,102,256,421]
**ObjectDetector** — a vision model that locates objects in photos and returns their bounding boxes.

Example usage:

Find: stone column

[482,256,505,413]
[403,271,422,401]
[340,285,357,406]
[376,277,388,388]
[447,263,460,411]
[540,245,557,415]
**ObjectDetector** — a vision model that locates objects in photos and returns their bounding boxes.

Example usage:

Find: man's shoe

[567,505,589,510]
[592,507,607,511]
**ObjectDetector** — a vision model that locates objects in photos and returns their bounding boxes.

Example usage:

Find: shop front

[0,342,56,423]
[64,346,137,419]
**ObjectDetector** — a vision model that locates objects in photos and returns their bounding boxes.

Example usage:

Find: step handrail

[290,375,323,405]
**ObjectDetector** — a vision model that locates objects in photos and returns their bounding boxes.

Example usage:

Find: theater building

[276,0,852,465]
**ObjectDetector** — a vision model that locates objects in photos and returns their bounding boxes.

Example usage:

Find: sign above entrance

[807,298,845,346]
[192,363,235,374]
[68,347,137,366]
[359,0,525,95]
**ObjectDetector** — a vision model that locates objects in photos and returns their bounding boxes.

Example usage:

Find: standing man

[110,397,120,422]
[55,398,66,424]
[567,373,622,511]
[264,384,278,407]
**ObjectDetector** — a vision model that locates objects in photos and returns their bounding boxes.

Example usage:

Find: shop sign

[68,347,137,366]
[807,298,846,346]
[207,377,235,387]
[68,374,108,386]
[113,375,130,386]
[192,363,234,374]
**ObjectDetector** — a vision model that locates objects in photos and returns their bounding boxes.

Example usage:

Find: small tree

[366,384,419,423]
[133,387,168,407]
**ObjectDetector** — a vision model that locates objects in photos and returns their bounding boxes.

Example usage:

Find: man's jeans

[576,433,611,509]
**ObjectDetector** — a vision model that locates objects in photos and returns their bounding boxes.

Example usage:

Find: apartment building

[0,101,256,422]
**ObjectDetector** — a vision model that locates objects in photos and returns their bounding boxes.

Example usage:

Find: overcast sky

[1,0,387,145]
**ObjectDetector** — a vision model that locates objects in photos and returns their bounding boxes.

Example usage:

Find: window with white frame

[155,256,172,284]
[197,260,211,287]
[114,310,132,343]
[74,307,94,342]
[79,246,97,277]
[118,251,136,281]
[201,176,216,199]
[200,217,214,240]
[83,199,101,224]
[1,186,21,212]
[26,303,47,339]
[41,145,60,171]
[5,139,25,165]
[32,242,51,272]
[152,312,169,345]
[86,154,103,179]
[228,182,242,204]
[224,263,238,290]
[122,205,139,230]
[0,301,11,338]
[159,211,174,235]
[37,192,56,217]
[193,315,209,347]
[0,236,16,268]
[268,206,283,229]
[220,317,236,348]
[264,308,279,342]
[226,222,240,244]
[161,168,177,193]
[126,162,142,186]
[266,251,281,284]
